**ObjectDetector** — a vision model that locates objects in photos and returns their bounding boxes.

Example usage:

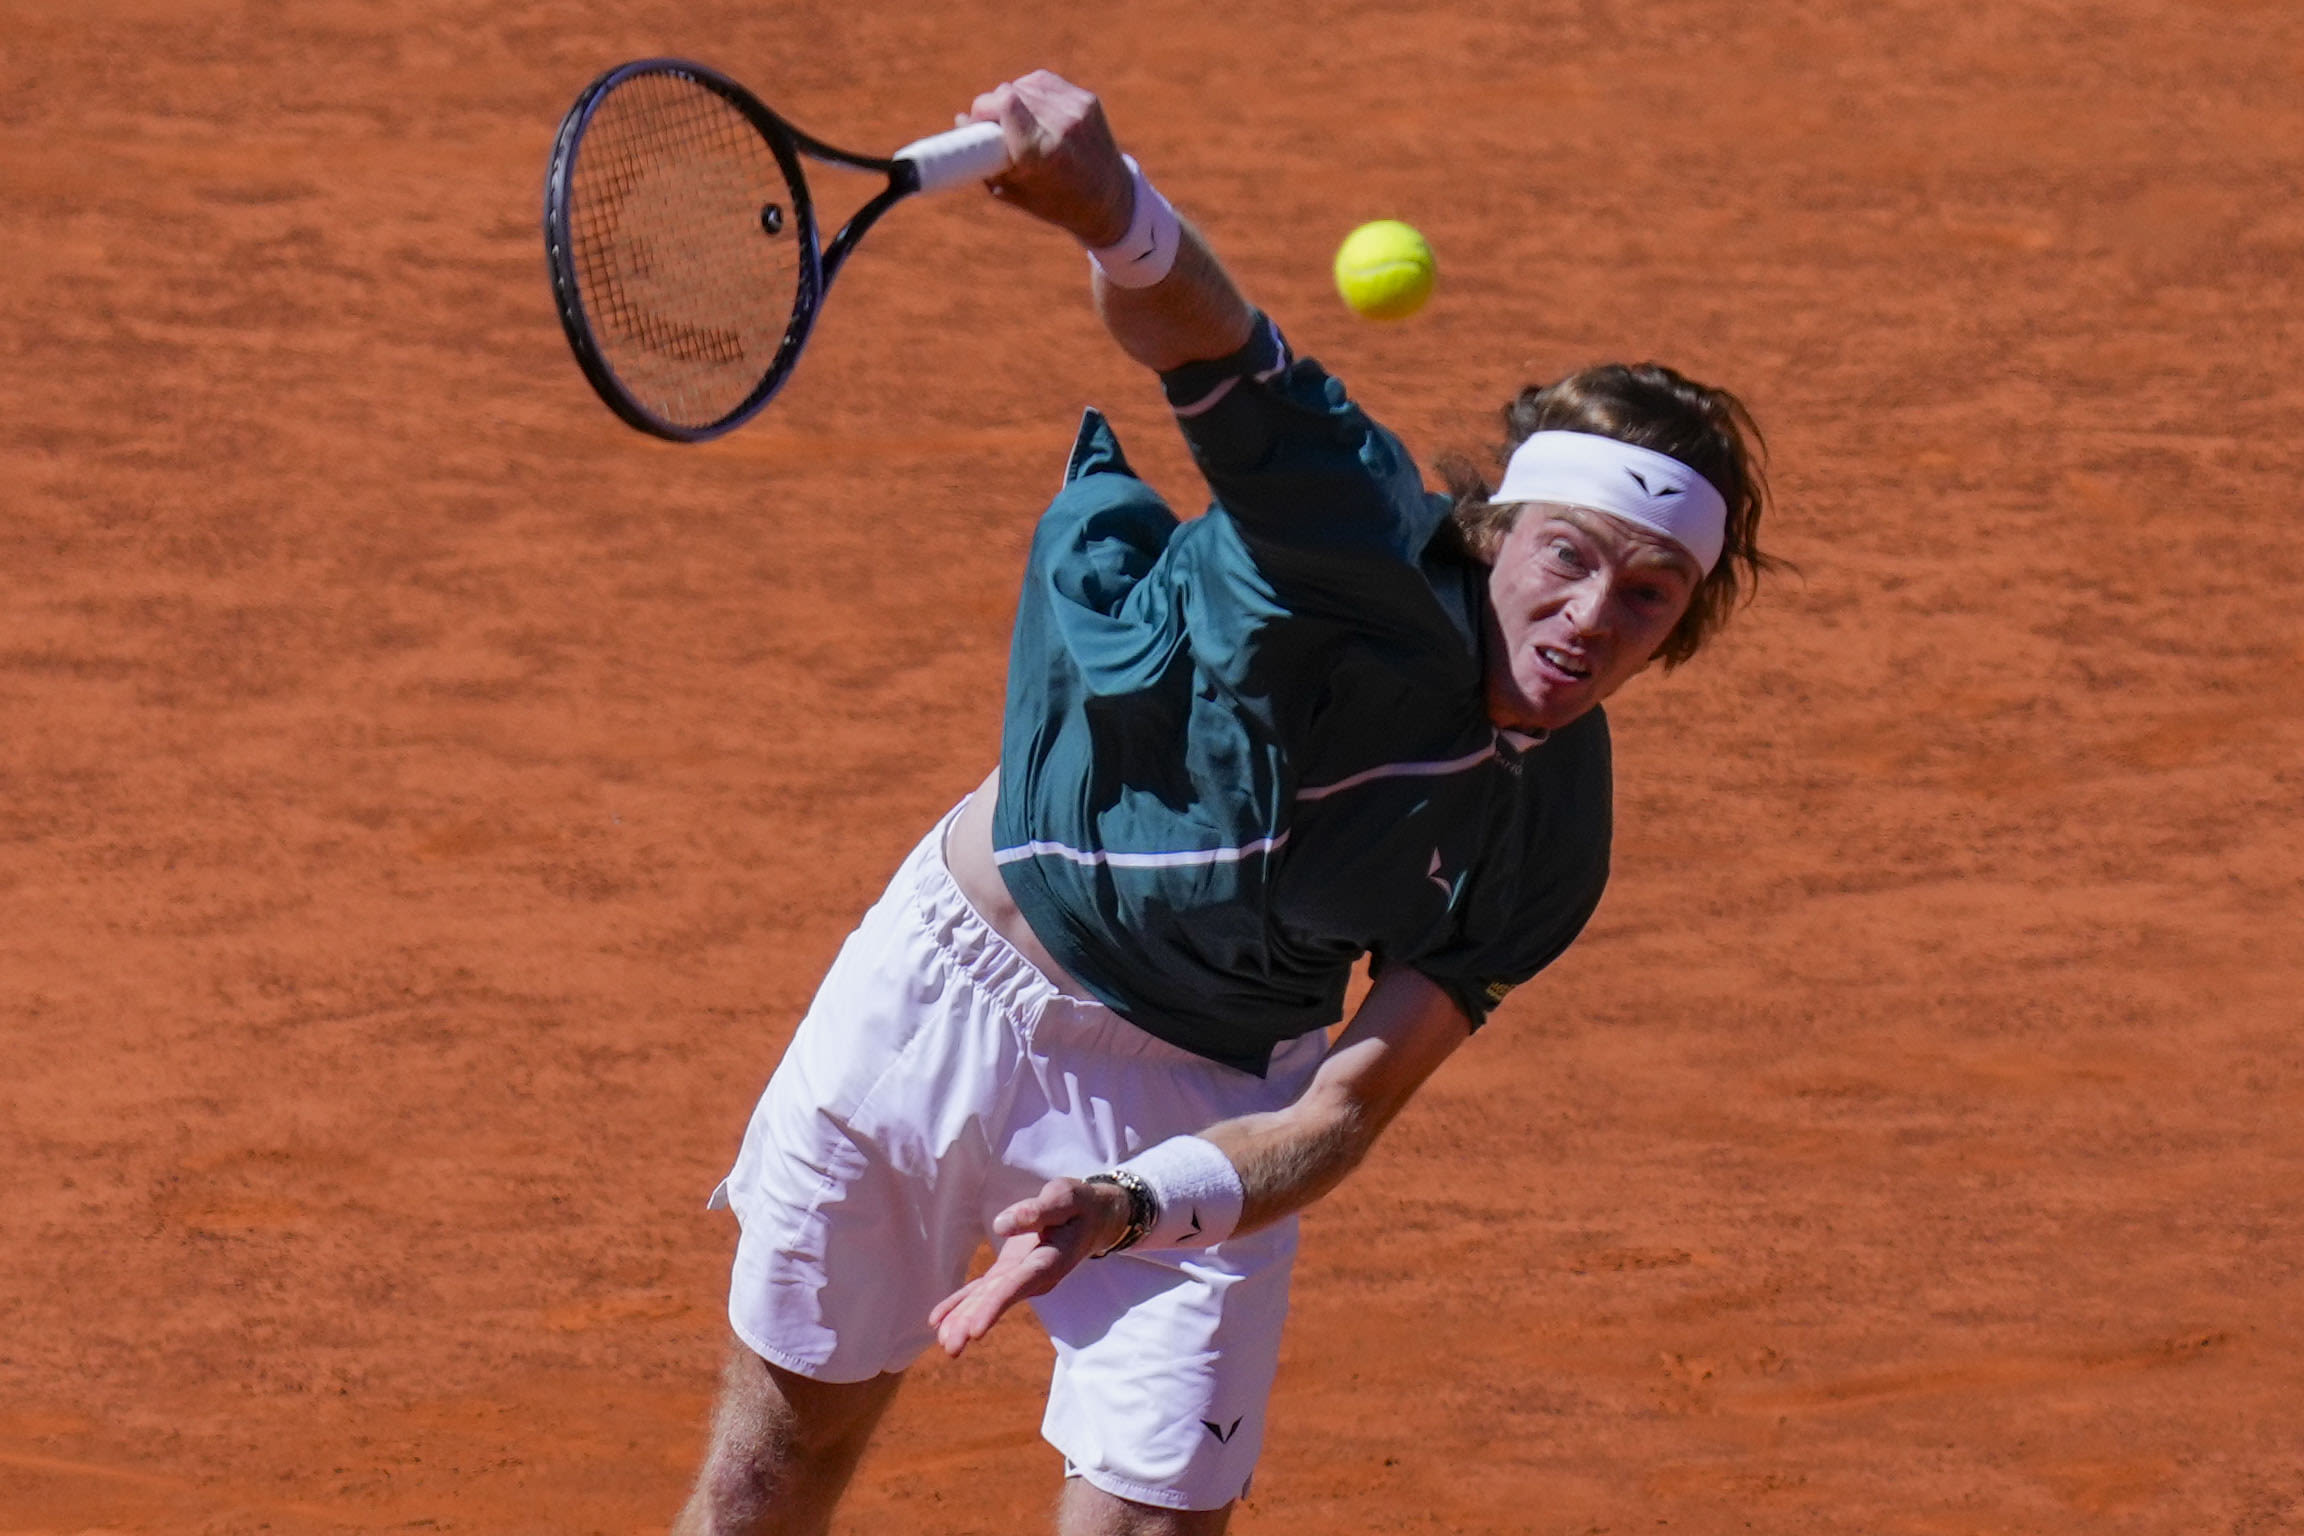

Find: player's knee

[704,1346,899,1487]
[683,1418,846,1536]
[1057,1476,1233,1536]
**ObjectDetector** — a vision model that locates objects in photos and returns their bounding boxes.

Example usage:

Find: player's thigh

[1057,1476,1231,1536]
[700,1338,903,1472]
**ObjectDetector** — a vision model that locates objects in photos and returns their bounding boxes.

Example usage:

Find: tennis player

[674,70,1772,1536]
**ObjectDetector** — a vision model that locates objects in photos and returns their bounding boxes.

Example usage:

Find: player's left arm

[930,969,1471,1356]
[1199,967,1472,1232]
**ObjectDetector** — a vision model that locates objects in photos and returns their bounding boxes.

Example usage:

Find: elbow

[1296,1081,1383,1181]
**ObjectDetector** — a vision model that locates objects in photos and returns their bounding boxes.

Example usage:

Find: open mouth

[1536,645,1592,681]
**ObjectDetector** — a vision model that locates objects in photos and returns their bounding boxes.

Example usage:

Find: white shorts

[711,802,1328,1511]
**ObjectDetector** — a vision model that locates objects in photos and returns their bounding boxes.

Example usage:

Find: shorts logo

[1202,1416,1243,1444]
[1483,978,1516,1005]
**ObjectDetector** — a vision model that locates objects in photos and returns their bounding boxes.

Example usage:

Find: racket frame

[543,58,932,442]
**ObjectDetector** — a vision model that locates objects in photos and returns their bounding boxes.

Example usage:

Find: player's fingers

[965,82,1126,243]
[933,1270,1008,1355]
[971,1245,1064,1316]
[965,83,1017,128]
[1008,70,1086,127]
[933,1245,1061,1357]
[989,1177,1080,1239]
[997,89,1052,165]
[934,1287,985,1355]
[928,1275,982,1333]
[963,82,1040,151]
[987,1199,1040,1239]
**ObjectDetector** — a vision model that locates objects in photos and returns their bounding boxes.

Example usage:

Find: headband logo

[1626,467,1683,499]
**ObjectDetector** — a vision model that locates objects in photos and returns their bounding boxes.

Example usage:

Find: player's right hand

[963,71,1135,248]
[927,1175,1133,1357]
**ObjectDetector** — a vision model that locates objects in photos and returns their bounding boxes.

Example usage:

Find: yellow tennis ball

[1333,219,1436,320]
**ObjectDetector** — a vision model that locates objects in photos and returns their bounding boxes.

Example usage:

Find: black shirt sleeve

[1157,312,1448,569]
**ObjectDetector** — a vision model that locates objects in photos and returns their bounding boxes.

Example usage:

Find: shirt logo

[1419,847,1456,907]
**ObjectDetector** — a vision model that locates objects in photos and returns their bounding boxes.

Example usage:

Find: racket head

[544,59,824,442]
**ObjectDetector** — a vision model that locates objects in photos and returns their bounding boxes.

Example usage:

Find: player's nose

[1562,575,1611,636]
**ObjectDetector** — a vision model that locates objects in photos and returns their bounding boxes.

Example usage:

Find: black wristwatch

[1084,1170,1157,1257]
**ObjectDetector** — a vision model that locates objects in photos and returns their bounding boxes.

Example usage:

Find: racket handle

[894,122,1012,193]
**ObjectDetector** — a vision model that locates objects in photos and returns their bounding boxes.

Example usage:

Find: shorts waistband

[908,798,1219,1069]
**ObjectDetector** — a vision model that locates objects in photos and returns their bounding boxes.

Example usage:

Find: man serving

[676,68,1773,1536]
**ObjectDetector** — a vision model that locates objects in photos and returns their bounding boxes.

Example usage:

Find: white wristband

[1117,1134,1244,1249]
[1085,156,1180,290]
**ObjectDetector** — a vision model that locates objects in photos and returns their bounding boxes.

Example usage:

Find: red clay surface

[5,1,2302,1532]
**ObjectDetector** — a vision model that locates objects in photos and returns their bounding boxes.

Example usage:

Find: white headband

[1491,431,1726,573]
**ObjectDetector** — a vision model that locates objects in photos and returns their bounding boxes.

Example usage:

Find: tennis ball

[1333,219,1436,320]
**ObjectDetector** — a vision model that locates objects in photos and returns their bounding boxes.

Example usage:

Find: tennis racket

[542,59,1011,442]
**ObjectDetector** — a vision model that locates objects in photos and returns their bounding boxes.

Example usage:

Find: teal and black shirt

[993,314,1611,1075]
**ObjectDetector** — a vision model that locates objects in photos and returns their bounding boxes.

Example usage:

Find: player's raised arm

[968,71,1255,372]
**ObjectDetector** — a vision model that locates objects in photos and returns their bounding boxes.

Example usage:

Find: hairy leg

[1056,1476,1233,1536]
[671,1338,903,1536]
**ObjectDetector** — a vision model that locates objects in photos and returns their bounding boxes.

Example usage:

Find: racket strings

[565,72,803,430]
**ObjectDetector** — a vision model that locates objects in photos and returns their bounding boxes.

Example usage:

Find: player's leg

[695,800,1041,1527]
[1056,1476,1232,1535]
[673,1342,902,1536]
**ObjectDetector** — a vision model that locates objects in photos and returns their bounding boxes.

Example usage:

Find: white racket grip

[895,122,1011,193]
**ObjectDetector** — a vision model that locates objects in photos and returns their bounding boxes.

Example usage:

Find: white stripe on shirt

[993,832,1292,869]
[1170,375,1240,419]
[997,732,1539,869]
[1169,328,1291,419]
[1293,744,1501,802]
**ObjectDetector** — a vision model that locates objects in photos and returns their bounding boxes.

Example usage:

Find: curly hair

[1441,363,1778,670]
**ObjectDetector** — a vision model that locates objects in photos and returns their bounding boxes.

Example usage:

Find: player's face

[1482,504,1700,732]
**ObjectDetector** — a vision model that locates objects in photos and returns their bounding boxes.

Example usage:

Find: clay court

[4,0,2301,1531]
